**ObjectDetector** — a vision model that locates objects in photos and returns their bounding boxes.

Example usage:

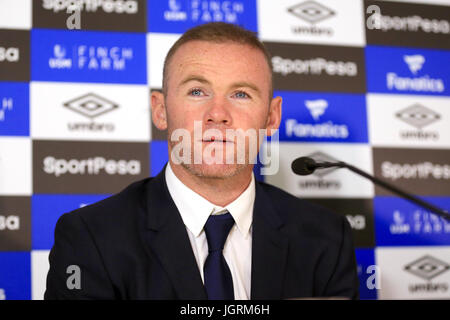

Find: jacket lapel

[251,182,289,299]
[141,168,207,299]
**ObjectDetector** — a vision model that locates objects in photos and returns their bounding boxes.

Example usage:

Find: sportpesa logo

[41,0,139,14]
[366,8,449,34]
[272,56,357,77]
[0,47,19,62]
[43,156,141,177]
[381,161,450,181]
[0,215,20,231]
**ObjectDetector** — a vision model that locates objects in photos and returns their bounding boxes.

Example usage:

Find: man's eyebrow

[230,81,261,95]
[179,75,211,86]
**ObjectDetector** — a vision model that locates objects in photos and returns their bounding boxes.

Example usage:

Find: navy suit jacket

[44,167,359,300]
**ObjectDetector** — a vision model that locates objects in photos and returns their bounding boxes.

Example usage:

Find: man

[45,22,359,300]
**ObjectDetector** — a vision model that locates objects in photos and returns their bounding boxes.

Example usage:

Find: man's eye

[234,91,249,99]
[189,88,203,96]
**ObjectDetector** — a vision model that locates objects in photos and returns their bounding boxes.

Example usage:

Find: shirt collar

[165,163,255,239]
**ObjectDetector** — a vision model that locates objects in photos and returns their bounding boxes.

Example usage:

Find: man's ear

[151,90,168,131]
[266,96,282,136]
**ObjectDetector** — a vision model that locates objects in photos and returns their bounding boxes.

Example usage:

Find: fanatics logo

[284,98,349,140]
[404,255,450,281]
[305,99,327,121]
[404,55,425,75]
[395,104,441,129]
[281,92,366,143]
[287,1,335,24]
[63,93,119,119]
[383,50,445,93]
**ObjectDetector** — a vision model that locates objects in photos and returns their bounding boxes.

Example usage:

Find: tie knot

[204,212,235,252]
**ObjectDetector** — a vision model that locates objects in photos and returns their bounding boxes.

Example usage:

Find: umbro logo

[404,255,450,281]
[395,104,440,129]
[287,0,335,24]
[63,93,119,119]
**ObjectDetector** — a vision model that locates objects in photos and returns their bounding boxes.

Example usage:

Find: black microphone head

[291,157,317,176]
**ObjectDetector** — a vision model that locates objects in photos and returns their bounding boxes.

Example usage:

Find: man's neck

[169,162,253,207]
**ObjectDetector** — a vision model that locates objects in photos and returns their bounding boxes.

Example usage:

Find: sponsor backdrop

[0,0,449,300]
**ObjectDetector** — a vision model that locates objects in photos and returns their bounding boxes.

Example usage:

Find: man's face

[152,40,281,179]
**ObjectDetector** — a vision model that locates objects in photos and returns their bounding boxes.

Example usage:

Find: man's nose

[204,97,232,126]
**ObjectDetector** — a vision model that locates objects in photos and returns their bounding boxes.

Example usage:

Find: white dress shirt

[165,163,255,300]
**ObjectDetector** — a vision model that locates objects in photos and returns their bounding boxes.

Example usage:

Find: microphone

[292,156,345,175]
[291,156,450,221]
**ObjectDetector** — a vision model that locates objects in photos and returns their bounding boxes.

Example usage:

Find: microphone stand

[316,161,450,221]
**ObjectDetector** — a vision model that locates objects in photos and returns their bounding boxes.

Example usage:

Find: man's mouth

[202,136,233,143]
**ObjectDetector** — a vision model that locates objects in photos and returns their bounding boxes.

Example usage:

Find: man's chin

[182,162,248,179]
